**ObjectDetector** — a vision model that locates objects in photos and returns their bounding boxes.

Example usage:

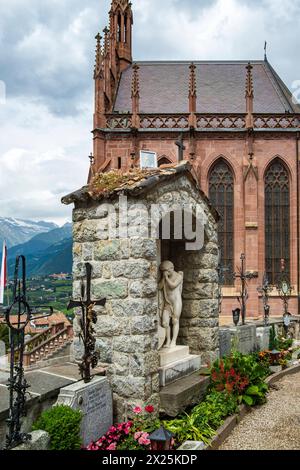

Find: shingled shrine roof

[114,60,299,114]
[61,161,219,220]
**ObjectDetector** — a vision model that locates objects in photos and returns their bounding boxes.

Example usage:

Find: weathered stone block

[130,353,159,377]
[129,280,157,298]
[94,240,129,261]
[113,335,152,354]
[82,243,94,261]
[95,316,129,337]
[73,220,97,242]
[111,260,151,279]
[130,238,157,260]
[92,279,128,299]
[110,299,144,317]
[95,338,113,363]
[110,376,146,398]
[131,316,156,335]
[183,283,213,300]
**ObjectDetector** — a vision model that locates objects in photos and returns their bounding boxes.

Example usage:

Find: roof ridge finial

[245,62,254,98]
[189,62,197,98]
[131,63,140,98]
[94,33,103,79]
[131,63,140,128]
[188,63,197,126]
[103,26,110,57]
[245,62,254,129]
[264,41,267,61]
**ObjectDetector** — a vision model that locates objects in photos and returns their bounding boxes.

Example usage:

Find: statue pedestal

[159,346,201,387]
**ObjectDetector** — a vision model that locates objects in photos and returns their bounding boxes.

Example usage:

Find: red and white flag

[0,241,7,304]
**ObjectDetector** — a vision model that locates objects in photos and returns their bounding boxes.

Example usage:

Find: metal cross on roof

[175,133,186,162]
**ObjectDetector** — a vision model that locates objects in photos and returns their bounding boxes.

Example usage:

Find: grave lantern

[232,308,241,327]
[149,427,173,451]
[270,349,280,364]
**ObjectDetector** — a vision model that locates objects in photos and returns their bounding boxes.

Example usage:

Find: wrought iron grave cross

[257,273,273,326]
[276,259,292,336]
[67,263,106,383]
[2,256,53,449]
[234,254,257,325]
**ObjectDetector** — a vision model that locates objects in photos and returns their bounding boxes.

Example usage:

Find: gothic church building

[91,0,300,318]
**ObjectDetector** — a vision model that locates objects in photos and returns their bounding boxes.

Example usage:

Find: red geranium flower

[145,405,154,413]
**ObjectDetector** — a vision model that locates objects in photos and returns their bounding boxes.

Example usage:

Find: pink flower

[145,405,154,413]
[138,434,151,446]
[133,406,142,414]
[134,432,143,440]
[86,442,99,451]
[107,443,117,451]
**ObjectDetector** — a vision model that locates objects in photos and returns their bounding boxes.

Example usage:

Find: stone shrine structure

[90,0,300,319]
[62,162,220,418]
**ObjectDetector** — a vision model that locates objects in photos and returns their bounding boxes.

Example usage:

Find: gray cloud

[0,0,299,224]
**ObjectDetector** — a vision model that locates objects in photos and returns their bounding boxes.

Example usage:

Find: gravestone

[219,329,232,357]
[229,325,256,355]
[56,376,113,447]
[256,327,271,351]
[0,341,5,357]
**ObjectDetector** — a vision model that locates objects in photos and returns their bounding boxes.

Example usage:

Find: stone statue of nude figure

[158,261,183,349]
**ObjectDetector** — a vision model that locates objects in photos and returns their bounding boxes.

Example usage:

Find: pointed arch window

[265,159,290,284]
[124,14,128,43]
[209,159,234,285]
[158,156,172,167]
[117,13,122,42]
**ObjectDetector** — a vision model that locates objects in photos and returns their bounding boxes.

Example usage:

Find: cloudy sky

[0,0,299,225]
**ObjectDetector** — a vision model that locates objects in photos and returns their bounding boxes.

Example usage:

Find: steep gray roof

[114,60,299,114]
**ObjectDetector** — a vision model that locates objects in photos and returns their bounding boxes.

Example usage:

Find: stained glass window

[209,159,234,285]
[265,159,290,284]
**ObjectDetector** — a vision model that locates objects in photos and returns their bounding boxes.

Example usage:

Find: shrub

[210,352,269,406]
[0,324,9,350]
[32,405,82,450]
[163,390,238,446]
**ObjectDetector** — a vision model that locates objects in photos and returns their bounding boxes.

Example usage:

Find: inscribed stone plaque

[0,341,5,357]
[219,329,232,357]
[229,325,256,355]
[56,376,113,447]
[256,327,271,352]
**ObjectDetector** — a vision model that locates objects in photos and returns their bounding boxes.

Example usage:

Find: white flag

[0,241,7,304]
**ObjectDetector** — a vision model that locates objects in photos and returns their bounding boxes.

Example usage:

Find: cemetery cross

[2,255,53,449]
[68,263,106,383]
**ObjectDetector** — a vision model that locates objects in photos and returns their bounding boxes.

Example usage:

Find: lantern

[270,349,280,364]
[232,308,241,327]
[149,427,173,451]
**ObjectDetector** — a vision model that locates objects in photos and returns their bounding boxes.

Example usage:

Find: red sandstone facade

[91,0,300,319]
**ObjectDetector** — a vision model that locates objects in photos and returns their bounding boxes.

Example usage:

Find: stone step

[160,372,210,417]
[159,355,201,387]
[159,346,189,367]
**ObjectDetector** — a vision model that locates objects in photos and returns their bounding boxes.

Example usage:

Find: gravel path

[220,372,300,450]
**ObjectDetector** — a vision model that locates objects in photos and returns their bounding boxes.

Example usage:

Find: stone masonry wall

[71,175,219,419]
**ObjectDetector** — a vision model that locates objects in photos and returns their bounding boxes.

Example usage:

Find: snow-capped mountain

[0,217,57,248]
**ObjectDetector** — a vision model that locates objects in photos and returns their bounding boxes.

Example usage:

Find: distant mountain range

[0,217,57,248]
[0,218,72,277]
